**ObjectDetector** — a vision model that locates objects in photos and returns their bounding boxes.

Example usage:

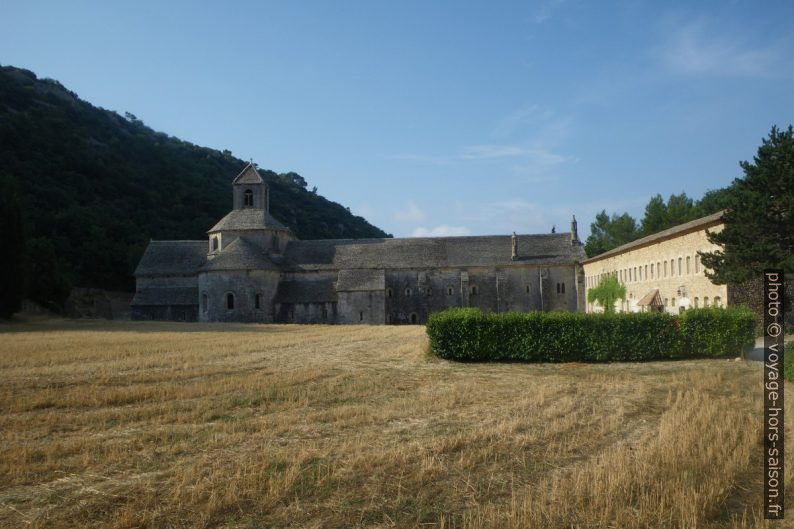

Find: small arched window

[226,293,235,310]
[694,297,699,308]
[678,257,682,275]
[470,285,478,295]
[255,293,261,310]
[386,288,393,298]
[526,285,530,294]
[202,293,208,313]
[561,282,565,294]
[212,237,219,251]
[714,296,721,308]
[686,256,691,274]
[359,311,364,321]
[410,313,418,324]
[427,288,432,297]
[244,189,254,207]
[695,255,700,273]
[405,288,411,297]
[703,296,709,307]
[447,287,454,296]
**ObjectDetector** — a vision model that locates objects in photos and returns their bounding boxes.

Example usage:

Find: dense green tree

[640,194,668,236]
[24,238,72,312]
[695,187,733,216]
[586,275,626,313]
[666,192,698,226]
[700,125,794,283]
[0,173,26,318]
[584,211,639,257]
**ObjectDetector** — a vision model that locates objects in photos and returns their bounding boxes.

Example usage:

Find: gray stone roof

[208,209,288,232]
[134,241,207,276]
[201,237,280,272]
[282,233,585,271]
[582,211,724,264]
[131,287,197,306]
[275,279,337,303]
[336,269,385,291]
[232,163,264,184]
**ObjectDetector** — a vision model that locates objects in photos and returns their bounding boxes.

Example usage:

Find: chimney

[511,232,517,260]
[571,215,580,245]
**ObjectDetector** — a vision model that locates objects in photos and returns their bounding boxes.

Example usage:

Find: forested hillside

[0,65,389,311]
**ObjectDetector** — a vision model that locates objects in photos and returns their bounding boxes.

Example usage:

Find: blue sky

[2,1,793,238]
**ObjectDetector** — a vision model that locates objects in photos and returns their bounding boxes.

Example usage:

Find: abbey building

[131,164,587,323]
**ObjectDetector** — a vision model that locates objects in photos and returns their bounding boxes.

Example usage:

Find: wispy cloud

[529,0,568,24]
[411,225,471,237]
[392,202,426,222]
[657,21,792,78]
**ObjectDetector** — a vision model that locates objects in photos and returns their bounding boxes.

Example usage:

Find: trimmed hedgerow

[678,307,756,358]
[427,307,755,362]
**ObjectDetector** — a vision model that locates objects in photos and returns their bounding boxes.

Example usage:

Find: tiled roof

[336,269,385,291]
[208,209,288,232]
[636,289,663,307]
[275,279,337,303]
[134,241,207,276]
[200,237,280,272]
[131,287,197,306]
[282,233,585,271]
[232,163,264,184]
[583,211,724,264]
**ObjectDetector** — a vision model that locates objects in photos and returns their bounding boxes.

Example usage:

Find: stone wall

[583,223,728,313]
[198,269,281,322]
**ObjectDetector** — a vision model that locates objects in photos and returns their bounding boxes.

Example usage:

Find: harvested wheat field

[0,320,791,529]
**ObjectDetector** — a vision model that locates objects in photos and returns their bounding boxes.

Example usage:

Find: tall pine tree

[700,126,794,283]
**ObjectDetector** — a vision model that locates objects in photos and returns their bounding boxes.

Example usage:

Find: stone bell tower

[232,162,270,211]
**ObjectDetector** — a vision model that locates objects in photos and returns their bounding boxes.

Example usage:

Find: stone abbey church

[132,164,587,323]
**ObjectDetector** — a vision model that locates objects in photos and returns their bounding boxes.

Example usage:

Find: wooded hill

[0,65,389,310]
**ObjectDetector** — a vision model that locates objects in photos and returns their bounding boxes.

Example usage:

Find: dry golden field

[0,320,791,529]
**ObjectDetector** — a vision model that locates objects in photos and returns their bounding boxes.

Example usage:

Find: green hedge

[427,307,755,362]
[784,341,794,383]
[678,307,756,358]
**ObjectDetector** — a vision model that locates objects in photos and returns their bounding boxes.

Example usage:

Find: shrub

[678,307,756,358]
[784,341,794,383]
[427,307,755,362]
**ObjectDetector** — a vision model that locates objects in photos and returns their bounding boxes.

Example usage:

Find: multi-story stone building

[131,163,587,323]
[582,212,727,313]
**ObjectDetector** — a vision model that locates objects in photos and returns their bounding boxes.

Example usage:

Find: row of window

[587,253,705,288]
[601,295,724,312]
[201,292,263,312]
[386,283,563,297]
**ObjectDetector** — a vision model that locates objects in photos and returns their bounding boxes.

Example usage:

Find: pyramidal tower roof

[232,162,264,185]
